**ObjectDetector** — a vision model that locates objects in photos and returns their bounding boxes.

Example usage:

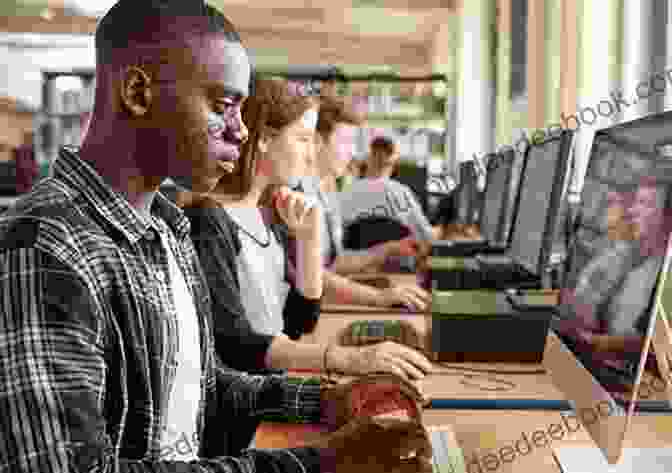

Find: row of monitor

[433,130,575,289]
[432,112,672,465]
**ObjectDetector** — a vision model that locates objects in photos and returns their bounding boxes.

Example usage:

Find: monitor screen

[455,162,479,224]
[500,148,526,246]
[481,153,512,243]
[508,134,568,275]
[556,133,671,407]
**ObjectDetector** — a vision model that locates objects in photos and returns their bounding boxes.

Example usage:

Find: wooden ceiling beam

[238,27,430,71]
[0,11,96,34]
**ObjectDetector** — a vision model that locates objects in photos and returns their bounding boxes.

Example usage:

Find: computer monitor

[497,147,527,247]
[481,151,514,244]
[454,161,479,224]
[603,109,672,153]
[507,131,574,277]
[544,131,672,464]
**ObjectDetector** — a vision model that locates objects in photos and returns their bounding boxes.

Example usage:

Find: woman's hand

[377,284,431,312]
[345,342,434,382]
[381,238,422,258]
[273,187,321,241]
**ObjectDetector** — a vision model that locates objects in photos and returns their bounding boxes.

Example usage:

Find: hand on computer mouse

[343,342,433,383]
[321,372,426,430]
[313,417,433,473]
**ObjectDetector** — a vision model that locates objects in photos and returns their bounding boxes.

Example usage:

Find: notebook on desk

[428,424,467,473]
[553,445,672,473]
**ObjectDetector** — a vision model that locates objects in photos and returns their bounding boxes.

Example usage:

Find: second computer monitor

[507,131,574,277]
[481,150,516,245]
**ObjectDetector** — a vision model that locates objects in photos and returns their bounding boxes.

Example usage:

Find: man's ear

[120,66,153,117]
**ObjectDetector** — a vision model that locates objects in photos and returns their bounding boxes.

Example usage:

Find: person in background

[339,135,443,243]
[434,190,482,241]
[179,78,431,381]
[14,131,39,193]
[0,1,430,472]
[306,94,432,311]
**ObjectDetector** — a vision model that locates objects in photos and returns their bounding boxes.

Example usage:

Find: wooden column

[526,0,546,131]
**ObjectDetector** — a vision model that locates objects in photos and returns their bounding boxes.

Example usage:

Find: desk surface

[254,410,672,473]
[269,294,670,471]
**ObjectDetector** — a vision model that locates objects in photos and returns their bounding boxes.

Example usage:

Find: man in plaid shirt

[0,1,430,472]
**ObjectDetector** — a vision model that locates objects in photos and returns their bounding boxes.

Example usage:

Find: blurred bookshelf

[38,69,95,172]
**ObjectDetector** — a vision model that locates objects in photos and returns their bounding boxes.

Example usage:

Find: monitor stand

[650,303,672,401]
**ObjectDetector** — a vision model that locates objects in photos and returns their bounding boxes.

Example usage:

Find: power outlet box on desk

[431,290,550,363]
[429,256,542,291]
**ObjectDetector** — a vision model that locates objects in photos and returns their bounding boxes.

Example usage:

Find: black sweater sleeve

[272,223,322,340]
[186,207,275,372]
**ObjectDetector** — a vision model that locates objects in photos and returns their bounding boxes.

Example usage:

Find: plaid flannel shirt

[0,148,322,473]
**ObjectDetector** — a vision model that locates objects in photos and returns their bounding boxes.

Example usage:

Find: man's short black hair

[95,1,241,61]
[94,1,256,93]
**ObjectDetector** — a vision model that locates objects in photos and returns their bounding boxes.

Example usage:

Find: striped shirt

[338,178,434,242]
[0,147,322,473]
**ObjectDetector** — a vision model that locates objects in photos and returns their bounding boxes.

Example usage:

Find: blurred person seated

[339,136,443,244]
[434,192,482,241]
[302,94,431,311]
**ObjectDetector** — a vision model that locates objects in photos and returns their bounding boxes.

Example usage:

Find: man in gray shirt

[339,136,442,243]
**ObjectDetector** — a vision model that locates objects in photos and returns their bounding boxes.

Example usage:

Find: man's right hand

[315,417,433,473]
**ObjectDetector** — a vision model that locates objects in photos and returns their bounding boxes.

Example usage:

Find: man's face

[325,123,357,178]
[152,37,250,193]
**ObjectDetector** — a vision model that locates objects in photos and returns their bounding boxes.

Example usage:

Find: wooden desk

[254,411,672,472]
